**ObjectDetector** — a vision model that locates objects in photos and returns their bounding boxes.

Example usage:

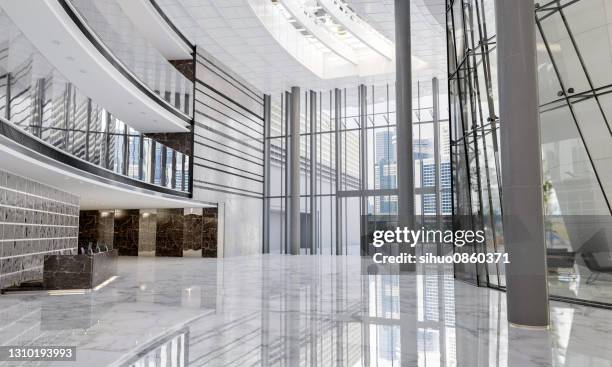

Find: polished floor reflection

[548,263,612,305]
[0,255,611,366]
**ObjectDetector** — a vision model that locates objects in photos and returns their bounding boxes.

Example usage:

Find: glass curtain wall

[447,0,612,306]
[265,81,450,256]
[537,0,612,306]
[0,10,190,193]
[446,0,504,287]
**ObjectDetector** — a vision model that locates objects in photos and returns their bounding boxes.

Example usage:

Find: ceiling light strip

[318,0,394,59]
[277,0,358,64]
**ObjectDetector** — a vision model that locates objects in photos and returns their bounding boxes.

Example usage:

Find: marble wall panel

[202,208,218,258]
[79,210,114,249]
[156,208,184,257]
[138,210,157,256]
[0,169,79,290]
[183,213,202,257]
[169,59,195,82]
[113,209,140,256]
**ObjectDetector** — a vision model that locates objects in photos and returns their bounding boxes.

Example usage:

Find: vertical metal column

[263,94,271,254]
[123,124,129,176]
[149,141,157,183]
[496,0,549,327]
[433,78,442,252]
[395,0,415,269]
[171,151,177,188]
[290,87,301,255]
[181,153,186,190]
[283,92,290,254]
[309,90,317,255]
[334,88,343,255]
[359,84,368,255]
[160,146,167,186]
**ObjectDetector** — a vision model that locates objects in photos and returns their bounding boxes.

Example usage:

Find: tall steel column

[432,77,442,254]
[334,88,343,255]
[359,84,368,255]
[263,94,271,254]
[309,90,317,255]
[290,87,301,255]
[395,0,415,269]
[283,92,291,254]
[432,78,440,217]
[496,0,549,327]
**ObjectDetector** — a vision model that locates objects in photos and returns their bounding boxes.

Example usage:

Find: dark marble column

[183,212,203,256]
[113,209,140,256]
[155,209,184,257]
[202,208,218,258]
[138,210,157,255]
[79,210,114,249]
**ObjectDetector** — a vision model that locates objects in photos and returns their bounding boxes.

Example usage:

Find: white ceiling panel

[157,0,446,94]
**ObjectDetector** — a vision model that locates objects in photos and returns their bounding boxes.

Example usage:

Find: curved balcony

[67,0,194,112]
[116,0,193,60]
[0,9,193,205]
[0,0,193,133]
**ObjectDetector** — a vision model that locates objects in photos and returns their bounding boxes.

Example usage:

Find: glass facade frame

[265,82,450,256]
[446,0,505,287]
[448,0,612,307]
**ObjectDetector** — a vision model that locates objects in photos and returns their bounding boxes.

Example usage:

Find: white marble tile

[0,255,611,366]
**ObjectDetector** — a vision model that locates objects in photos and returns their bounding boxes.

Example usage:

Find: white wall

[192,49,265,257]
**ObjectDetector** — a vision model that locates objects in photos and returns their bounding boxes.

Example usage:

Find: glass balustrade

[0,9,191,194]
[67,0,193,117]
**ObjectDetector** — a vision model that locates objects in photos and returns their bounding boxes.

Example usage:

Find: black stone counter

[43,250,118,290]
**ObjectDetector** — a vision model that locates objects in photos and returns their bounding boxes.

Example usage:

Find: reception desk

[43,250,118,290]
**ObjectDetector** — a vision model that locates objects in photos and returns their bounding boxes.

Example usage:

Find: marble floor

[548,264,612,304]
[0,255,611,367]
